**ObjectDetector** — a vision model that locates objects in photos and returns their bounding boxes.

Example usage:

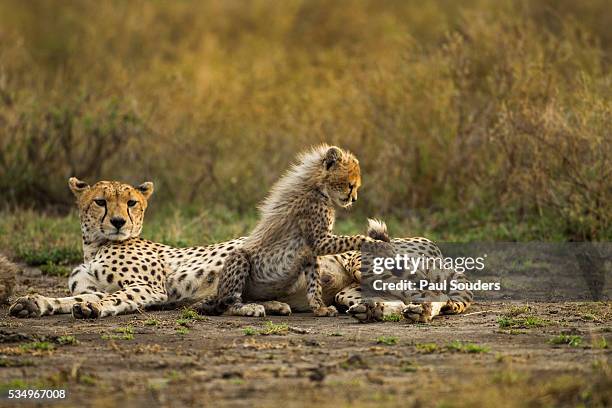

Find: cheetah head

[68,177,154,242]
[321,146,361,208]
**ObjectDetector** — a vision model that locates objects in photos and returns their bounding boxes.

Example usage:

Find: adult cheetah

[8,178,252,318]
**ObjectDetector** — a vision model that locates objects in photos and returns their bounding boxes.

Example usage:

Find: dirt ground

[0,269,610,408]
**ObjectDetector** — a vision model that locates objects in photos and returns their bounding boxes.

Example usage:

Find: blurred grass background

[0,0,610,270]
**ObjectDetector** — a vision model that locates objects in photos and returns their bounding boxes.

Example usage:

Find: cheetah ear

[68,177,89,197]
[323,146,342,170]
[136,182,154,199]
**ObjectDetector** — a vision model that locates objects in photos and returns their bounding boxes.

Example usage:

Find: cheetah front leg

[72,283,168,318]
[9,264,106,318]
[312,233,374,256]
[10,293,106,318]
[302,253,337,317]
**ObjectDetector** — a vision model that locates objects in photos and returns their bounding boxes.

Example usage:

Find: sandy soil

[0,270,610,408]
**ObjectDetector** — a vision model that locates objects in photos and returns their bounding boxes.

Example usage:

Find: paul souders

[372,279,500,291]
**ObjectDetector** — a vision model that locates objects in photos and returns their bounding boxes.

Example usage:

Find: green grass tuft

[180,308,203,320]
[20,342,55,351]
[0,379,33,392]
[102,326,134,340]
[17,247,82,267]
[243,327,257,336]
[503,306,532,317]
[259,321,289,336]
[415,343,438,353]
[176,318,191,327]
[592,337,608,349]
[548,334,583,347]
[375,336,398,346]
[447,340,490,353]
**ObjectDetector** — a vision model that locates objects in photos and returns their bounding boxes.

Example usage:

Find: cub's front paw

[72,302,101,319]
[313,305,338,317]
[347,301,383,322]
[402,303,433,323]
[9,296,43,318]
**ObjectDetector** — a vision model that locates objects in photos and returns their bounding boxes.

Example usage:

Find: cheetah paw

[72,302,101,319]
[9,296,43,318]
[263,301,292,316]
[402,303,433,323]
[230,303,266,317]
[313,305,338,317]
[347,301,383,323]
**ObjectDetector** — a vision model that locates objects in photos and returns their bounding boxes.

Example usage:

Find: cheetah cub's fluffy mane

[250,144,359,243]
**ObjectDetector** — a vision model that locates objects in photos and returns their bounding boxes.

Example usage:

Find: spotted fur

[8,176,471,323]
[196,145,385,317]
[9,178,247,318]
[7,178,354,319]
[335,225,473,323]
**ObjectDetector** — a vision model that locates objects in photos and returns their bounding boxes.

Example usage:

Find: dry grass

[0,0,609,240]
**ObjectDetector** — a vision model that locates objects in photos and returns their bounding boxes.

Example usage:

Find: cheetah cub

[197,145,379,317]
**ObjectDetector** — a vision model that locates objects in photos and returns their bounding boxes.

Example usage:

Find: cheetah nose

[351,196,357,203]
[110,217,126,230]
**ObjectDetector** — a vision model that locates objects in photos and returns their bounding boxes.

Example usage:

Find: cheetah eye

[94,199,106,207]
[127,200,137,207]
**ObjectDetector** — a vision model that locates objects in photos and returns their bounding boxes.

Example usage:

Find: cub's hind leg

[196,248,264,317]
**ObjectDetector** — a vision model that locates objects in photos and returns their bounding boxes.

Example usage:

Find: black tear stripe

[101,202,108,225]
[127,206,134,235]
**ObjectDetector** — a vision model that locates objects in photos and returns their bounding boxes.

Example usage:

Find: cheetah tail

[367,218,390,242]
